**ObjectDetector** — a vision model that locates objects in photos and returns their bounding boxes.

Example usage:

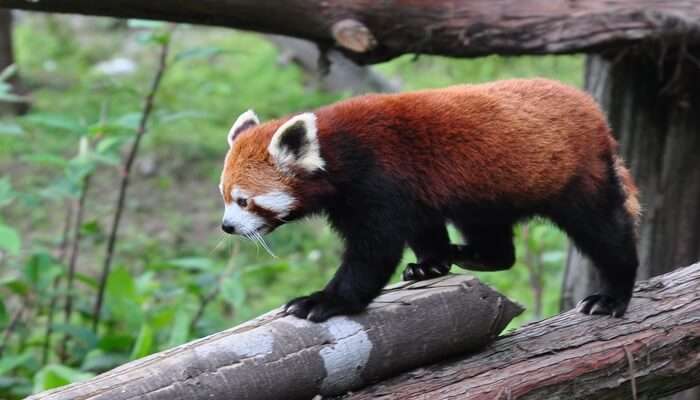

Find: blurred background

[0,14,583,397]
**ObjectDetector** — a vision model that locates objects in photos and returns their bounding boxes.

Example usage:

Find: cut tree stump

[27,275,523,400]
[343,263,700,400]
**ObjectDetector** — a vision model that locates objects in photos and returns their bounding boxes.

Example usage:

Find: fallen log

[3,1,700,63]
[28,274,523,400]
[343,262,700,400]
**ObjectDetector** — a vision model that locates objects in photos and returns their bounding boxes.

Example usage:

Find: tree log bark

[343,262,700,400]
[2,1,700,63]
[27,275,523,400]
[265,35,400,94]
[0,9,28,115]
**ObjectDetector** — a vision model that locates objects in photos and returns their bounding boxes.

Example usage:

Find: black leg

[450,222,516,271]
[285,210,406,322]
[551,201,638,317]
[404,222,453,281]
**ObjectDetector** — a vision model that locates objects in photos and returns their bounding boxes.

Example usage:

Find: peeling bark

[28,275,522,400]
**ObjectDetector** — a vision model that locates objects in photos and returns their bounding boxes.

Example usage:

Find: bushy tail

[613,155,642,232]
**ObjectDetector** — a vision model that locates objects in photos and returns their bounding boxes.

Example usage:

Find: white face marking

[253,191,296,218]
[222,186,265,234]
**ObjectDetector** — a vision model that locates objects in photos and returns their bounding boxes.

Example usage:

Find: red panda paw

[402,262,451,282]
[284,291,365,322]
[577,293,630,318]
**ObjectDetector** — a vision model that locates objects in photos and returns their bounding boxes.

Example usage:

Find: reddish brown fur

[221,121,288,203]
[223,78,639,220]
[313,79,617,207]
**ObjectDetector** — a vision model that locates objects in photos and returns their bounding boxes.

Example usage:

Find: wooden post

[28,275,522,400]
[0,9,28,115]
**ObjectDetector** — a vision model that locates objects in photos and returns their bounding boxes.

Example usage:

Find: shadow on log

[28,275,522,400]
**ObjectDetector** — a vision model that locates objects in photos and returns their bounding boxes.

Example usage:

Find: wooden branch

[28,275,523,400]
[343,262,700,400]
[3,1,700,63]
[265,35,400,94]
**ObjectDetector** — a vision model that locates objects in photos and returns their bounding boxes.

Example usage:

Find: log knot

[331,19,377,53]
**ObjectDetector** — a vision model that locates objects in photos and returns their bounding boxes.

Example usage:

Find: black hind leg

[404,223,452,281]
[553,204,638,317]
[450,222,516,271]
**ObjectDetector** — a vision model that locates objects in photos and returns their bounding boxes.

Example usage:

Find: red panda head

[219,110,327,236]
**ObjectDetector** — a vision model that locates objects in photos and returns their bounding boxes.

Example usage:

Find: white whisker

[244,232,263,255]
[210,236,228,256]
[253,231,277,258]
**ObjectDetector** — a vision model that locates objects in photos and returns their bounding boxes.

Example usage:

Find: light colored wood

[28,274,522,400]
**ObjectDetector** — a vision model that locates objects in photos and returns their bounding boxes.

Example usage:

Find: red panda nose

[221,223,236,235]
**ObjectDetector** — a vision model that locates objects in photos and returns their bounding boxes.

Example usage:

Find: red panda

[219,78,641,322]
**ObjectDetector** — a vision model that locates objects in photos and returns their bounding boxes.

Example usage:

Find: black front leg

[404,222,453,281]
[285,219,405,322]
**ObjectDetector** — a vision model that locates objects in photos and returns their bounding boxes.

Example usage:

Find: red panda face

[219,110,326,236]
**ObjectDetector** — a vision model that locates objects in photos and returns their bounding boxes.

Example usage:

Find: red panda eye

[236,198,248,208]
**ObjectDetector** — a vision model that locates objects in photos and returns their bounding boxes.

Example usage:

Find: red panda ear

[228,110,260,146]
[268,112,325,172]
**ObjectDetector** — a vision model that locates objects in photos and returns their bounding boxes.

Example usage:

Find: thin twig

[0,308,23,358]
[56,203,74,262]
[189,288,220,333]
[522,225,544,320]
[41,203,74,365]
[92,26,175,332]
[59,174,91,360]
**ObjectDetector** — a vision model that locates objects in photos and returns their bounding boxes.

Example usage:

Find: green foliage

[0,223,21,255]
[33,364,94,392]
[0,14,582,398]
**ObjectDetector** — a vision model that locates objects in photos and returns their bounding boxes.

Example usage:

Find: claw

[402,261,451,282]
[284,291,365,322]
[403,264,417,281]
[577,293,630,318]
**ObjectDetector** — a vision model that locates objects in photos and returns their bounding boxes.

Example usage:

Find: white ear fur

[228,109,260,146]
[268,113,325,172]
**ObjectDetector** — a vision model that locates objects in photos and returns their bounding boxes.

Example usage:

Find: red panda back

[315,79,612,207]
